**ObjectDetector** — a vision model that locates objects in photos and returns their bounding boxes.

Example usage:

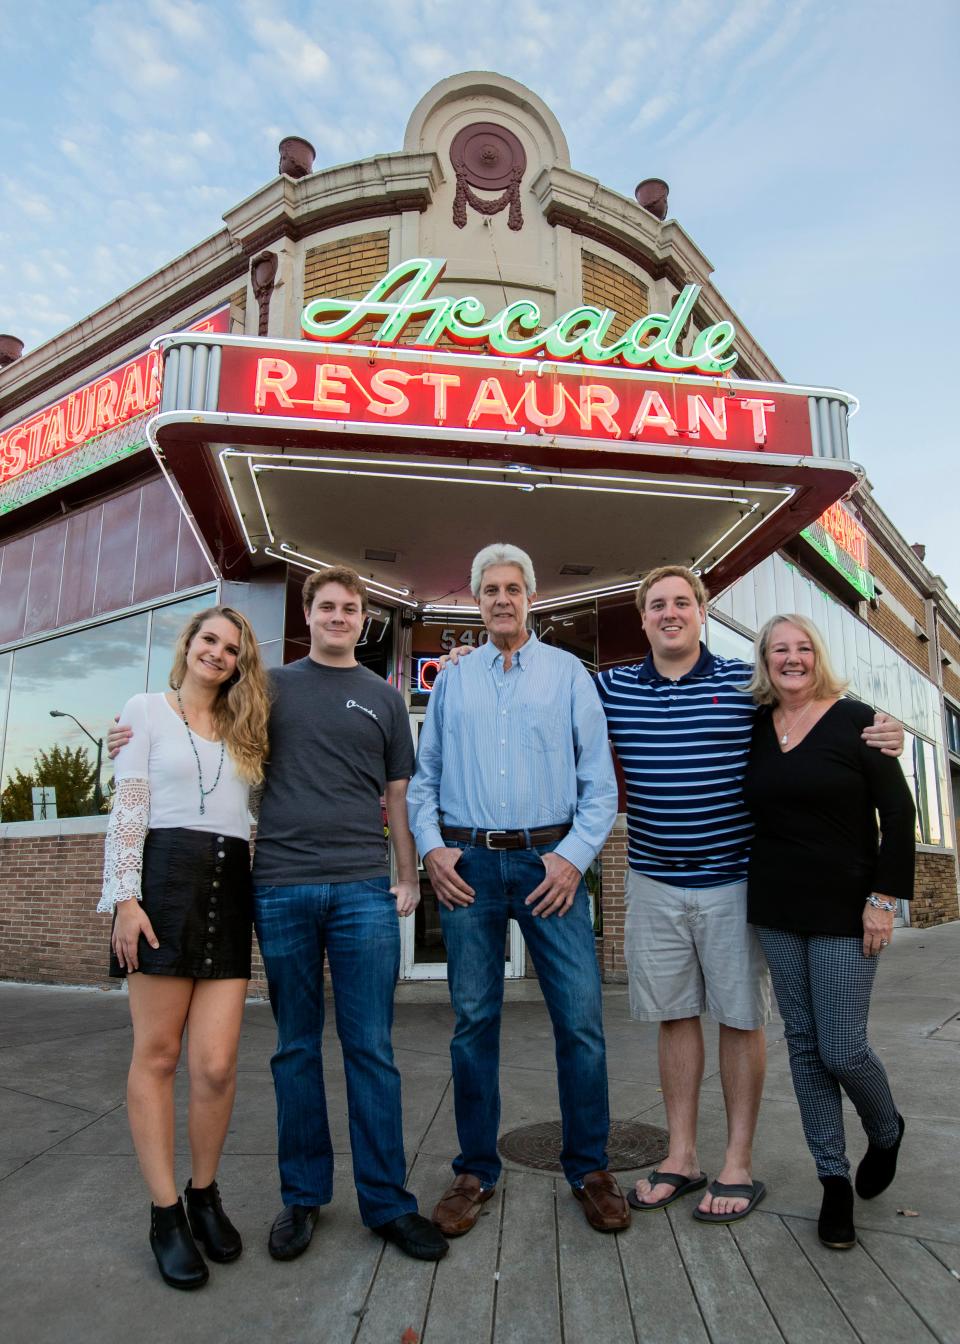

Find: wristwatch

[865,894,896,912]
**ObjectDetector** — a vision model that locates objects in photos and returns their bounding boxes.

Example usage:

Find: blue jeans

[253,877,417,1227]
[439,841,610,1187]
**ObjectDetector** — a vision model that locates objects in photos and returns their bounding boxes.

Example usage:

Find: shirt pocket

[521,706,565,754]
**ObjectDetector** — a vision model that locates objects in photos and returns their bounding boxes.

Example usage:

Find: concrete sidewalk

[1,923,958,1344]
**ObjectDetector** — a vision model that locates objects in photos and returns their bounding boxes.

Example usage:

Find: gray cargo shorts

[624,869,771,1029]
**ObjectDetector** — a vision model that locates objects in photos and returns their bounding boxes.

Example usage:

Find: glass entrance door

[400,712,525,980]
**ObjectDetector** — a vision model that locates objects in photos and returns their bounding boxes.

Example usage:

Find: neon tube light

[215,447,262,555]
[533,483,751,506]
[278,543,417,603]
[224,447,782,498]
[253,464,536,492]
[300,258,739,375]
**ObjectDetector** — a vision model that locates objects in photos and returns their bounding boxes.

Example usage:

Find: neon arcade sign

[301,258,738,375]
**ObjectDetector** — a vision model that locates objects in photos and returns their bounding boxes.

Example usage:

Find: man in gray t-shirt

[254,657,413,886]
[252,567,448,1265]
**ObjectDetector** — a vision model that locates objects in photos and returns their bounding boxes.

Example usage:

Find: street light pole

[49,710,104,811]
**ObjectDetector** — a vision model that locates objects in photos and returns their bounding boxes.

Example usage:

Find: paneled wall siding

[0,477,213,648]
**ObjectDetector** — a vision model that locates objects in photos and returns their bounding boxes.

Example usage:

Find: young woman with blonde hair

[98,605,269,1289]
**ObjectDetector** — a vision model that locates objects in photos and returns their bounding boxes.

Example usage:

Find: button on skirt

[110,827,253,980]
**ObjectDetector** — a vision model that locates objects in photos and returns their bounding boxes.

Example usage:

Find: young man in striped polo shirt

[595,565,902,1222]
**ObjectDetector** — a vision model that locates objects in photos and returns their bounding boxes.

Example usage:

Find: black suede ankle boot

[185,1179,243,1262]
[855,1113,905,1200]
[818,1176,856,1250]
[150,1198,209,1289]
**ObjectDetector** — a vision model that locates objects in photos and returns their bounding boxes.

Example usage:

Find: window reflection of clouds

[0,652,11,771]
[2,614,149,806]
[147,593,217,692]
[14,622,147,691]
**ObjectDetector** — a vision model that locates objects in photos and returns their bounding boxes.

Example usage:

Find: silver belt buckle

[484,830,508,850]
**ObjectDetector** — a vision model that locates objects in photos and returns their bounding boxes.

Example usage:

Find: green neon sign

[801,518,877,601]
[301,258,738,375]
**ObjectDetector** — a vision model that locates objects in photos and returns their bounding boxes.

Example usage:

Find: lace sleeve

[97,777,150,913]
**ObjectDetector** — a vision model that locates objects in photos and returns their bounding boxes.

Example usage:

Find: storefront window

[896,730,952,848]
[147,592,222,691]
[946,703,960,758]
[0,652,11,771]
[537,605,598,672]
[0,613,149,821]
[917,739,944,846]
[0,589,224,824]
[899,731,923,845]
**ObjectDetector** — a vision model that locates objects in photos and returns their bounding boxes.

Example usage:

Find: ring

[880,939,889,946]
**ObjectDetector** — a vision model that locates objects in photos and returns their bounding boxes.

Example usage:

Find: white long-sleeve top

[98,693,251,912]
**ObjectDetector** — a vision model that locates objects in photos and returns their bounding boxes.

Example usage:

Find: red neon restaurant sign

[0,307,229,487]
[815,500,868,567]
[218,344,814,456]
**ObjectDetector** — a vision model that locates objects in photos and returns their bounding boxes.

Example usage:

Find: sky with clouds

[2,0,958,591]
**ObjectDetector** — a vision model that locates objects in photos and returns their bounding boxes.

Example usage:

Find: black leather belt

[440,824,571,851]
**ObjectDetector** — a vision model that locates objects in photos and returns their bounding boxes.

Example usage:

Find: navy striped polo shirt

[596,644,758,887]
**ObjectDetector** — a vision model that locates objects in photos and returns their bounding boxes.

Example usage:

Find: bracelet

[865,894,896,912]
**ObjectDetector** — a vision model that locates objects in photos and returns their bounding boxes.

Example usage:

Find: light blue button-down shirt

[407,633,618,874]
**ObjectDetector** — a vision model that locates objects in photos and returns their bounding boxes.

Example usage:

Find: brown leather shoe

[431,1174,496,1237]
[573,1170,631,1232]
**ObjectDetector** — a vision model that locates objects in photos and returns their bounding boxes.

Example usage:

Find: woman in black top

[743,614,915,1251]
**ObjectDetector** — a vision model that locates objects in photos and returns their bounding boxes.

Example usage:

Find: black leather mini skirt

[110,827,252,980]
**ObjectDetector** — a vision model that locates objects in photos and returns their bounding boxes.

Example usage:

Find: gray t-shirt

[252,657,415,886]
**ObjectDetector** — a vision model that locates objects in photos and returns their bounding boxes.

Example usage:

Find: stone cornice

[532,166,782,383]
[222,152,444,254]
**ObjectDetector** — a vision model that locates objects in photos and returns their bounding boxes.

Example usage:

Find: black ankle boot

[855,1113,905,1200]
[150,1198,209,1289]
[185,1179,243,1262]
[818,1176,856,1250]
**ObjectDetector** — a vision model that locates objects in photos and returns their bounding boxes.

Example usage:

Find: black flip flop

[692,1179,766,1223]
[626,1170,708,1211]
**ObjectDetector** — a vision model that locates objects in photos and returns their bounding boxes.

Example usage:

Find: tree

[1,744,97,821]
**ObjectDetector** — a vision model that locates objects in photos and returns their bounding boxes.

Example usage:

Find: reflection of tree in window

[1,744,101,821]
[0,613,149,819]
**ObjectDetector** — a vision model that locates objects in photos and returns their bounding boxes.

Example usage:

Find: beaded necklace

[175,685,225,816]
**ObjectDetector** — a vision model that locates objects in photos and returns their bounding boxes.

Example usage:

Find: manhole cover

[498,1119,669,1173]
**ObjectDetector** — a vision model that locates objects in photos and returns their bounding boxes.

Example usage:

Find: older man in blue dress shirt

[407,542,628,1237]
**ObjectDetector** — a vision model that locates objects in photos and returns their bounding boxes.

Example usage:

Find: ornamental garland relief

[449,122,527,231]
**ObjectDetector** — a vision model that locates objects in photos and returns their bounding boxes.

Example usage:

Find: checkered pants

[755,927,901,1177]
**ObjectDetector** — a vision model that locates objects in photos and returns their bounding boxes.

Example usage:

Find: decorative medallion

[450,122,526,231]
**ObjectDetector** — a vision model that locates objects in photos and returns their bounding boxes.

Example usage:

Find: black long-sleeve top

[744,698,916,937]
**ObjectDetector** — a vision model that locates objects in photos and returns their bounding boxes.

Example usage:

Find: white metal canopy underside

[213,440,802,610]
